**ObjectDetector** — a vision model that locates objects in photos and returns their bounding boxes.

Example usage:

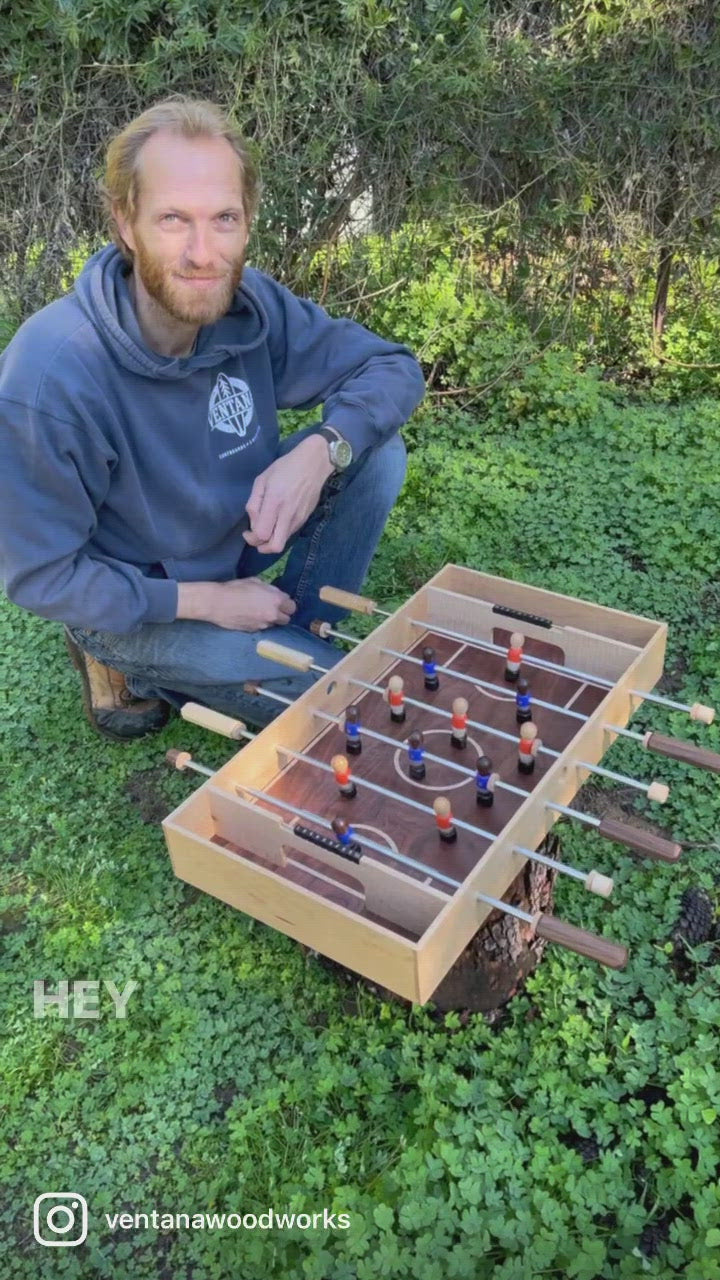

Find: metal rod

[604,722,646,744]
[476,891,531,923]
[347,675,561,759]
[546,800,600,829]
[234,784,459,891]
[237,776,597,893]
[513,842,595,886]
[379,644,587,722]
[276,745,497,841]
[577,759,648,794]
[308,706,530,799]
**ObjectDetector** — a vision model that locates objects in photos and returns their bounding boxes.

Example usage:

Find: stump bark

[430,848,557,1013]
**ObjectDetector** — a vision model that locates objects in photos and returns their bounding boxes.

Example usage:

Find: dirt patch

[124,767,172,825]
[573,781,673,837]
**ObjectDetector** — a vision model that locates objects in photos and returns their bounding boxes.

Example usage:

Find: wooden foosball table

[162,567,719,1004]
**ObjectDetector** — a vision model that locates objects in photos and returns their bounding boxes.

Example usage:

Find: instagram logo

[33,1192,88,1247]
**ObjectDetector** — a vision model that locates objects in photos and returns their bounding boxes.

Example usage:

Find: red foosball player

[331,754,357,798]
[451,696,469,749]
[505,631,525,683]
[433,796,457,843]
[386,675,406,724]
[517,722,541,775]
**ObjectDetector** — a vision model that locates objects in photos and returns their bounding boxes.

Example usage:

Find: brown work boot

[65,630,170,741]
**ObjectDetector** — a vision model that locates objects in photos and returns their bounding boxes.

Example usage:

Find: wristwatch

[317,425,353,472]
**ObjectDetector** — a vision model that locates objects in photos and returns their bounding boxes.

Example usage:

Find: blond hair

[100,97,260,259]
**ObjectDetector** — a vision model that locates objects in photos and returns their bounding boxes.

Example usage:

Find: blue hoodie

[0,246,424,633]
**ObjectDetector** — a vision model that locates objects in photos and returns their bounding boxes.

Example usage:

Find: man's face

[115,132,249,326]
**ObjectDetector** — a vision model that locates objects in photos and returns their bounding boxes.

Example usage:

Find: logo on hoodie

[209,374,260,457]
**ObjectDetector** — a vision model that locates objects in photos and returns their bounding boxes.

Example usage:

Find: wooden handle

[180,702,247,739]
[319,586,376,615]
[256,640,314,671]
[598,815,682,863]
[584,870,614,898]
[166,748,191,771]
[690,702,715,724]
[534,914,628,969]
[645,731,720,775]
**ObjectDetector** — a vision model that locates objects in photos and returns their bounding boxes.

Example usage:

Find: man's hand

[243,435,335,555]
[177,578,296,630]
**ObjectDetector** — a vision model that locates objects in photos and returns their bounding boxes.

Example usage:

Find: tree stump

[430,848,557,1014]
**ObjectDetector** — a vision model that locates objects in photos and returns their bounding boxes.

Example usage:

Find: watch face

[331,439,353,469]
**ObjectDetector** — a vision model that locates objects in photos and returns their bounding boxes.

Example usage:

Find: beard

[132,235,246,326]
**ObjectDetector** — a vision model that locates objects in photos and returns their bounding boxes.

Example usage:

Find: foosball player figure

[515,677,532,725]
[331,817,356,849]
[331,754,357,799]
[433,796,457,844]
[450,696,469,750]
[344,705,362,755]
[517,722,541,775]
[475,754,496,808]
[505,631,524,683]
[422,646,439,691]
[407,730,426,781]
[387,675,406,724]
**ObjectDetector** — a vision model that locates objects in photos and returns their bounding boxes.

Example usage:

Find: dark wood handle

[492,603,552,629]
[598,816,681,863]
[535,914,628,969]
[645,732,720,775]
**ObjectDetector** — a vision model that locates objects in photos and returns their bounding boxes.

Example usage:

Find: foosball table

[162,566,720,1004]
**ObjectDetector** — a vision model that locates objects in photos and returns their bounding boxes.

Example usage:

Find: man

[0,98,424,739]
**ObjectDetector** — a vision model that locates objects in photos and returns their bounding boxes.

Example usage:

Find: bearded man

[0,98,424,738]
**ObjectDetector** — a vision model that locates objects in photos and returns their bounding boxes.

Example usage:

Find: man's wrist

[176,581,221,622]
[298,433,336,481]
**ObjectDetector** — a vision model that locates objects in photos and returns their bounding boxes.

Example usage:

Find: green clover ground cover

[2,377,720,1279]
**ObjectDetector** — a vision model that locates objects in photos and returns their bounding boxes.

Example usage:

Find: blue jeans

[69,429,406,727]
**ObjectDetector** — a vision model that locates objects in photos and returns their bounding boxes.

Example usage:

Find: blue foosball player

[516,677,532,725]
[408,730,426,780]
[344,705,362,755]
[475,754,497,808]
[422,646,439,691]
